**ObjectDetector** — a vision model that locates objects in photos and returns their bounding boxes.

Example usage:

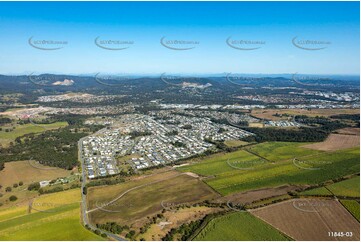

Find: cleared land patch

[194,212,288,241]
[302,134,360,151]
[251,198,360,241]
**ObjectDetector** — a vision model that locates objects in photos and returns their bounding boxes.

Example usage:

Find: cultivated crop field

[251,198,360,241]
[326,176,360,197]
[178,142,359,195]
[248,142,322,162]
[340,200,360,221]
[194,212,288,241]
[87,170,219,225]
[0,189,102,240]
[177,149,266,176]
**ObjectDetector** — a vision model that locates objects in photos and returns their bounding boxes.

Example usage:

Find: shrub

[9,195,17,201]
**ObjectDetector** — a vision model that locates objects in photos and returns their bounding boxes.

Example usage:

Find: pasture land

[194,212,288,241]
[0,121,68,147]
[251,198,360,241]
[302,134,360,151]
[0,189,102,240]
[340,200,360,221]
[87,170,218,225]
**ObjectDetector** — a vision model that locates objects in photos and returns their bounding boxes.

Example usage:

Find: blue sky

[0,1,359,75]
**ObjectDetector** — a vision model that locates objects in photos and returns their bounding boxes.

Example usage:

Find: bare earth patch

[251,198,360,241]
[334,128,360,136]
[302,134,360,151]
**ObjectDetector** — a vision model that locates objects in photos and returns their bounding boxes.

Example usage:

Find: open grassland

[179,142,359,195]
[302,134,360,151]
[340,200,360,221]
[299,187,333,196]
[0,189,102,240]
[248,142,322,162]
[327,176,360,197]
[251,198,360,241]
[0,121,68,147]
[194,212,288,241]
[177,150,266,176]
[0,160,71,188]
[87,170,219,225]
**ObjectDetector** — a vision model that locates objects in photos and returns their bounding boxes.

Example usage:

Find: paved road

[78,137,126,241]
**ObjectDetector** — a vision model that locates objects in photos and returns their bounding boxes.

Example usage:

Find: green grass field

[327,176,360,197]
[179,142,360,195]
[0,122,68,147]
[194,212,288,241]
[299,187,333,196]
[247,142,322,162]
[0,189,102,241]
[178,150,266,176]
[87,170,218,225]
[340,200,360,221]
